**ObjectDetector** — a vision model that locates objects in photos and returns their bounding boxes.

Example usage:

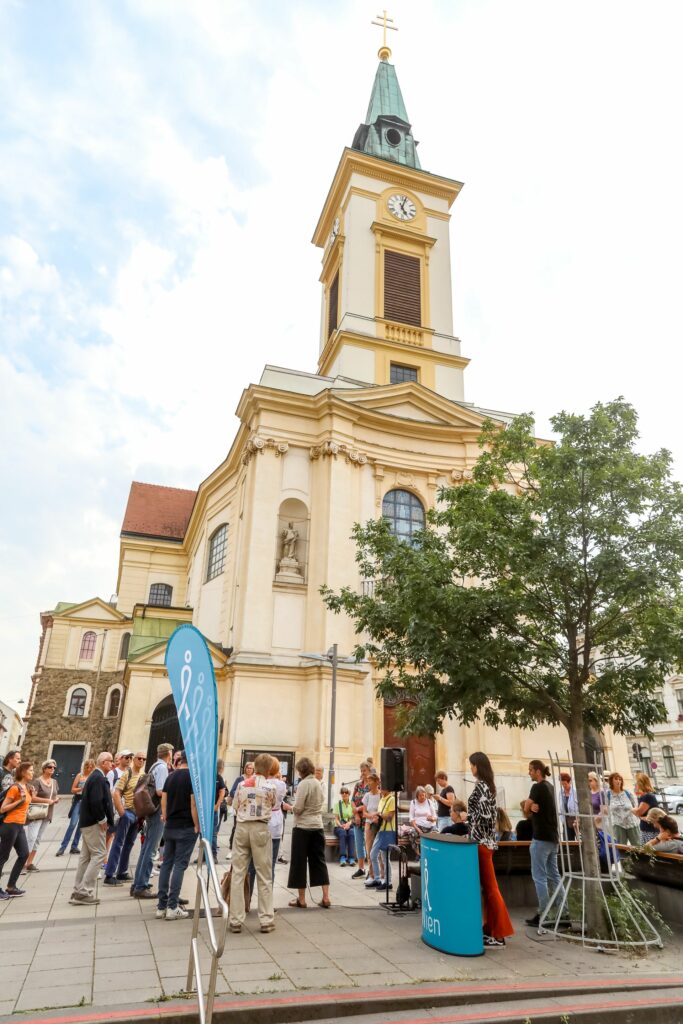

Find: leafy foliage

[323,399,683,743]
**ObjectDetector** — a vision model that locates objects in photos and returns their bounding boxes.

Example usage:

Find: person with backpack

[103,750,145,886]
[130,743,174,899]
[606,771,641,847]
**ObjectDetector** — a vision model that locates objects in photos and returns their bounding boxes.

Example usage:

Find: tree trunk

[568,720,608,938]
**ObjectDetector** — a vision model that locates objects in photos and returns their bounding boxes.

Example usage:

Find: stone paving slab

[3,808,683,1018]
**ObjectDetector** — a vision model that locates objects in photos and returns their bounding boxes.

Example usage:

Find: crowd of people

[2,743,681,948]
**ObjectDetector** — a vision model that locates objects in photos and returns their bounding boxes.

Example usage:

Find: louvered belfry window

[384,250,421,326]
[327,272,339,338]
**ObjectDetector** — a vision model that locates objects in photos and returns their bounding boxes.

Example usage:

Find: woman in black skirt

[287,757,331,908]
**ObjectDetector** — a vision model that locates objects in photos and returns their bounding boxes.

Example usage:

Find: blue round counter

[420,832,483,956]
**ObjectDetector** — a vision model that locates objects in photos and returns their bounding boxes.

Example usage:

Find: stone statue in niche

[276,521,304,584]
[281,522,299,560]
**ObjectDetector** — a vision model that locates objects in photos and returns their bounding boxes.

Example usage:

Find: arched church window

[79,631,97,660]
[149,582,172,607]
[119,632,131,661]
[382,489,425,545]
[206,525,228,582]
[68,687,88,717]
[106,687,122,718]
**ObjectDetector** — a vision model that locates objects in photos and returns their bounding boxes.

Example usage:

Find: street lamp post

[328,643,338,813]
[302,644,350,811]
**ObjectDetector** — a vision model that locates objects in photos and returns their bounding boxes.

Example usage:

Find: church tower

[312,50,469,402]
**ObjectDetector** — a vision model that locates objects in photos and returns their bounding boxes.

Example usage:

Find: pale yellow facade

[108,135,632,805]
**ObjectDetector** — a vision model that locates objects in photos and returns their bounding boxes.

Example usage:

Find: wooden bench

[619,844,683,890]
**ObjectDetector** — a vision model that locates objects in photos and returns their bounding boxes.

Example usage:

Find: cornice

[313,149,463,247]
[317,328,470,377]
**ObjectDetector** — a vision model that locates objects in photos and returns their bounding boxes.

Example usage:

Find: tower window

[382,488,425,546]
[79,631,97,660]
[384,250,421,327]
[206,524,228,581]
[390,363,418,384]
[149,582,173,607]
[327,272,339,339]
[385,127,402,147]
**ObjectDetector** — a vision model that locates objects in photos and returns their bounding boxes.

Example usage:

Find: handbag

[27,802,49,822]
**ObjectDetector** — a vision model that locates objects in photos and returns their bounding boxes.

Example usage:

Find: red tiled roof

[121,482,197,541]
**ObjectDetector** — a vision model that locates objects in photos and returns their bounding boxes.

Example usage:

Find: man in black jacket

[70,751,115,906]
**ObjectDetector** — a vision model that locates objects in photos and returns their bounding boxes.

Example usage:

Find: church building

[24,49,631,804]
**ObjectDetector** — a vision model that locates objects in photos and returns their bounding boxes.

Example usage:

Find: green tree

[323,399,683,925]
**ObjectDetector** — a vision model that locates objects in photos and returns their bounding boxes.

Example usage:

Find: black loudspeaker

[381,746,406,792]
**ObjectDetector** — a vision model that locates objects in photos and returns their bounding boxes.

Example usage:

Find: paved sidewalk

[2,808,683,1018]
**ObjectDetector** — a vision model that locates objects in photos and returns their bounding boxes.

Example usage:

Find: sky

[1,0,683,711]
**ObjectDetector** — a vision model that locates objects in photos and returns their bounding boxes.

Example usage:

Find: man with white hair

[70,752,115,906]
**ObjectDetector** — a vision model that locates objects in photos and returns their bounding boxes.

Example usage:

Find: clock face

[388,194,416,221]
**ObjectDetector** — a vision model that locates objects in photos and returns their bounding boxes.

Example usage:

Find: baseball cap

[118,749,133,757]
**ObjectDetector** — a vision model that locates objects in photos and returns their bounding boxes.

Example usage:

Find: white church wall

[336,344,375,383]
[272,590,305,650]
[426,216,454,337]
[434,363,464,401]
[342,190,376,324]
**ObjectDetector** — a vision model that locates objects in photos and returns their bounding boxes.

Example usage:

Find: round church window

[385,127,401,147]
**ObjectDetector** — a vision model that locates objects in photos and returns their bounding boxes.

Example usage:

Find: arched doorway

[383,699,435,797]
[146,695,182,765]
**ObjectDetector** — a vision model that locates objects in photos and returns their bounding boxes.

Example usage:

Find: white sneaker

[151,868,160,876]
[166,906,189,920]
[155,909,166,919]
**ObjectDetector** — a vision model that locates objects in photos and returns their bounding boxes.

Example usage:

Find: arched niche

[274,497,309,585]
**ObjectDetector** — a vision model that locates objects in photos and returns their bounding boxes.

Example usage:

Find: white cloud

[1,0,683,709]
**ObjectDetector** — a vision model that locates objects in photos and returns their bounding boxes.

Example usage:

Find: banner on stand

[165,624,218,842]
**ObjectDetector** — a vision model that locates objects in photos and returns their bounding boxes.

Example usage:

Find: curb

[3,976,683,1024]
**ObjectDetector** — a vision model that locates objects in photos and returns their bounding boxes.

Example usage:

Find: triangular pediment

[56,597,128,623]
[128,637,227,671]
[336,383,497,430]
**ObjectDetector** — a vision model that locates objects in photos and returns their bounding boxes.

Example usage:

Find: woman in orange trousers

[467,751,514,947]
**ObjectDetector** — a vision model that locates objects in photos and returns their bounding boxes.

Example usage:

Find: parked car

[660,786,683,814]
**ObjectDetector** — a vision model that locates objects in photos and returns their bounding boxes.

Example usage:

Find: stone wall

[22,668,125,764]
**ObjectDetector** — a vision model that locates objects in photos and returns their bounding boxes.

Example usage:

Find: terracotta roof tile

[121,482,196,541]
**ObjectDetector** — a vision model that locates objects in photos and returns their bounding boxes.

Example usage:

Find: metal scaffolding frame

[537,750,663,952]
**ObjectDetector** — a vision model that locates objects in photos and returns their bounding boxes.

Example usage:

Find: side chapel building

[24,52,632,802]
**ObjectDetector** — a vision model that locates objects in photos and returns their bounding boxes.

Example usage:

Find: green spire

[352,61,421,169]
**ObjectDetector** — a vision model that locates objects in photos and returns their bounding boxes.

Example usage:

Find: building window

[382,488,425,545]
[390,363,418,384]
[384,250,421,327]
[79,631,97,660]
[327,271,339,339]
[148,583,173,607]
[206,524,228,582]
[663,745,676,778]
[119,632,131,661]
[639,747,652,776]
[105,687,122,718]
[68,688,88,717]
[676,690,683,717]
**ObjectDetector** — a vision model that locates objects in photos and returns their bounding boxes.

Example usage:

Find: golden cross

[371,10,398,61]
